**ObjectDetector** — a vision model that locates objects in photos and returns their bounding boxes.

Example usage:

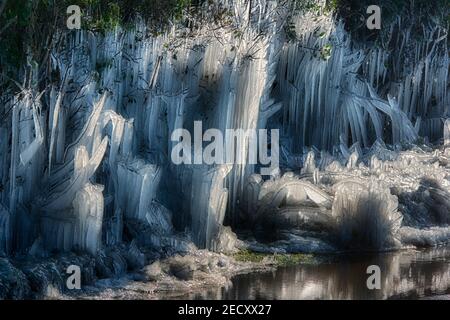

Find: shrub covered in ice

[0,0,448,264]
[331,179,403,251]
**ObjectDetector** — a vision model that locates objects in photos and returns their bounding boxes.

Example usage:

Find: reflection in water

[184,247,450,300]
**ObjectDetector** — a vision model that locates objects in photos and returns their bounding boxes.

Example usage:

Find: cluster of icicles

[0,0,449,257]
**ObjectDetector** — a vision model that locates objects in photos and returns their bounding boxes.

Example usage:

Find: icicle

[63,93,107,162]
[444,119,450,145]
[0,203,11,255]
[19,97,43,166]
[72,183,104,254]
[116,158,161,221]
[48,86,65,173]
[301,150,316,174]
[188,164,232,249]
[42,137,109,211]
[243,174,263,223]
[9,100,19,214]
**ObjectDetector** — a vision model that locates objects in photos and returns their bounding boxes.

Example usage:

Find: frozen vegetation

[0,0,449,298]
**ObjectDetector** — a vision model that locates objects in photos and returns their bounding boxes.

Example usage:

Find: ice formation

[331,179,402,250]
[0,0,448,269]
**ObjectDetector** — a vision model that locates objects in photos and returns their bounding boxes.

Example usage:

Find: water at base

[180,247,450,300]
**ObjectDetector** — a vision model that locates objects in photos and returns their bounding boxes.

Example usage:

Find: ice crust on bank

[0,0,448,258]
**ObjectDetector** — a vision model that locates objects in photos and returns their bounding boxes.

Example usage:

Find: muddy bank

[65,250,316,300]
[0,240,316,300]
